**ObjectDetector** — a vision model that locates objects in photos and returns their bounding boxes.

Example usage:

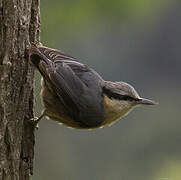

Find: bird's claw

[30,117,39,130]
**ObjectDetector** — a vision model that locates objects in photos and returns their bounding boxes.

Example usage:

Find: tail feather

[29,44,51,69]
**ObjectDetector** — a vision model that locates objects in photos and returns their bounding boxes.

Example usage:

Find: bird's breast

[102,95,132,126]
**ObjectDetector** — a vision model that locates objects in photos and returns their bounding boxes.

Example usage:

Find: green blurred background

[33,0,181,179]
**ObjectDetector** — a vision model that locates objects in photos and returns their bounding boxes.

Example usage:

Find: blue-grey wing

[46,61,105,128]
[30,44,105,128]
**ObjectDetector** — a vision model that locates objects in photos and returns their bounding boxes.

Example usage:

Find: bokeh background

[33,0,181,180]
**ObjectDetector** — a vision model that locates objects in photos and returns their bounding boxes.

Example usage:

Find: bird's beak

[137,98,159,105]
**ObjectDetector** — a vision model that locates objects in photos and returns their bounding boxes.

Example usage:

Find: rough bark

[0,0,40,179]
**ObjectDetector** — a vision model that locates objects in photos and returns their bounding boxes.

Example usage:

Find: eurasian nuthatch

[29,44,158,129]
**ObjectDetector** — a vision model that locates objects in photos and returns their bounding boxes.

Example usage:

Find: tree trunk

[0,0,40,179]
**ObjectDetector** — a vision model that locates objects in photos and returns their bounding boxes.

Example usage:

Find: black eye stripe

[103,87,138,101]
[120,95,135,101]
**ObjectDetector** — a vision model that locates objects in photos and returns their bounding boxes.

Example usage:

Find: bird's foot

[30,117,40,130]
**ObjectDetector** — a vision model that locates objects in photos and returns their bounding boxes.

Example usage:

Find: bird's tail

[29,43,51,68]
[29,43,77,82]
[29,43,76,67]
[29,43,56,85]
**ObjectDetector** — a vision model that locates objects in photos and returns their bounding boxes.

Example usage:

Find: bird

[29,43,158,130]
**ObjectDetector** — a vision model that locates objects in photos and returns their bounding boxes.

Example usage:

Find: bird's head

[103,81,158,119]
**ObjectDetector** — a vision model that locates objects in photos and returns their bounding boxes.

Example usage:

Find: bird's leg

[30,112,45,130]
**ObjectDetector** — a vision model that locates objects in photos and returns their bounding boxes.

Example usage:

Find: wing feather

[30,44,105,128]
[41,60,104,128]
